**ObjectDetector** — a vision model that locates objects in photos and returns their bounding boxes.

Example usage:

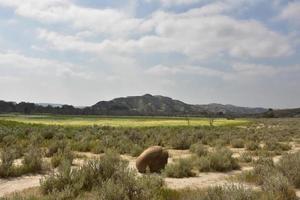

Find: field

[0,114,248,127]
[0,116,300,200]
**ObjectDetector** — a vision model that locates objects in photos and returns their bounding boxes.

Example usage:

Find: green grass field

[0,114,248,127]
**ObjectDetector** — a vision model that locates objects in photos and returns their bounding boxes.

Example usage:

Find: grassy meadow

[0,114,249,127]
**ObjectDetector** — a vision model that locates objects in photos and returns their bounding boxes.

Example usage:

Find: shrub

[41,130,54,140]
[130,144,143,157]
[40,159,73,195]
[239,152,252,163]
[72,140,91,152]
[169,132,195,150]
[41,151,164,200]
[197,148,239,172]
[90,140,105,154]
[98,179,127,200]
[46,140,67,157]
[211,138,228,147]
[51,147,73,168]
[263,140,291,153]
[231,139,245,148]
[98,173,163,200]
[277,152,300,188]
[252,157,275,185]
[22,146,43,174]
[164,158,195,178]
[189,143,208,157]
[238,155,298,200]
[196,156,211,172]
[261,173,297,200]
[245,141,259,151]
[170,184,259,200]
[0,147,15,177]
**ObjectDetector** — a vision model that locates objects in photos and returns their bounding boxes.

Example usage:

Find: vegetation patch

[164,158,195,178]
[196,147,239,172]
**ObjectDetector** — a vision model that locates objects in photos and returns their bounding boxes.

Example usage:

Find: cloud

[145,0,202,6]
[145,0,263,8]
[146,64,225,77]
[0,0,142,36]
[145,10,292,59]
[38,8,293,60]
[229,62,300,80]
[146,62,300,81]
[278,1,300,26]
[0,51,92,79]
[1,0,293,60]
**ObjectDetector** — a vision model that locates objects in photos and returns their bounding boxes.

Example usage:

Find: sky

[0,0,299,108]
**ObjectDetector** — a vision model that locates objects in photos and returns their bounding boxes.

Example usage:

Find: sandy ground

[165,171,238,189]
[0,175,42,197]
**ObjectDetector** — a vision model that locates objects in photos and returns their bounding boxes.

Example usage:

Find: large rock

[136,146,168,173]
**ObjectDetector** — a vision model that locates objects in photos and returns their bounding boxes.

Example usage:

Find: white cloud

[146,0,264,8]
[146,0,202,6]
[229,62,300,80]
[38,8,293,60]
[278,2,300,26]
[146,64,225,77]
[1,0,293,60]
[0,0,142,36]
[146,62,300,81]
[0,51,92,79]
[147,10,292,59]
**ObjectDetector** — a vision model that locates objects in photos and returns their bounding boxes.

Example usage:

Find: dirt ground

[0,175,42,197]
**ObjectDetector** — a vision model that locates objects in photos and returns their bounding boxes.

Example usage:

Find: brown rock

[136,146,168,173]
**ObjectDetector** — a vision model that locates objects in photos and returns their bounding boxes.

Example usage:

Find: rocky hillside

[91,94,267,116]
[0,94,271,116]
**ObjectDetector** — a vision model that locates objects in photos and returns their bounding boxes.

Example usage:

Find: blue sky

[0,0,299,108]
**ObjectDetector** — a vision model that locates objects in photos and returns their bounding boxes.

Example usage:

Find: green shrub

[239,152,252,163]
[263,140,291,153]
[231,139,245,148]
[41,130,54,140]
[196,148,239,172]
[245,141,259,151]
[170,184,259,200]
[46,139,67,157]
[195,156,211,172]
[169,132,195,150]
[0,147,15,177]
[98,179,127,200]
[51,147,73,168]
[277,152,300,188]
[40,159,73,195]
[130,144,143,157]
[252,157,275,185]
[90,140,105,154]
[164,158,195,178]
[41,151,163,200]
[211,138,228,147]
[22,146,43,174]
[261,173,297,200]
[72,139,91,152]
[189,143,208,157]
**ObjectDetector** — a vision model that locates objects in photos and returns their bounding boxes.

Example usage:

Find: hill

[2,94,291,117]
[91,94,267,116]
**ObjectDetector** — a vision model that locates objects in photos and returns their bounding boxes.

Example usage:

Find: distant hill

[3,94,299,117]
[91,94,267,116]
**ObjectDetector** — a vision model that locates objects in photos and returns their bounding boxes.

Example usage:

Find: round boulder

[136,146,168,173]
